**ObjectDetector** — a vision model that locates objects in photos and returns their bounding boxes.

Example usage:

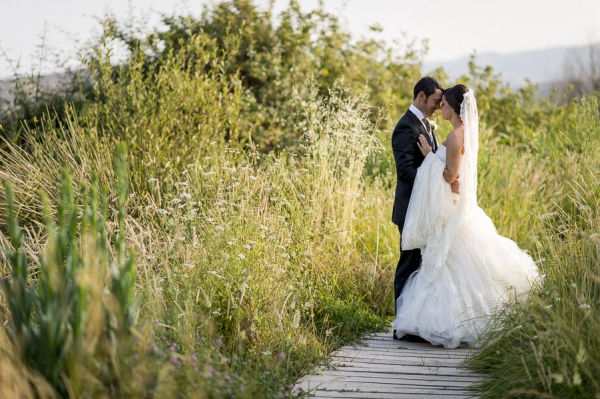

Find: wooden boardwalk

[294,332,481,398]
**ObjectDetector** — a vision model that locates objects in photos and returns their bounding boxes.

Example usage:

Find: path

[294,332,481,398]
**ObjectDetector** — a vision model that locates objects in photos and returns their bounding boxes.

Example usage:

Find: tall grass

[467,97,600,398]
[1,78,391,397]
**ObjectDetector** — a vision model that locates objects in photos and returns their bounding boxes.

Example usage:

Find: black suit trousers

[393,226,422,315]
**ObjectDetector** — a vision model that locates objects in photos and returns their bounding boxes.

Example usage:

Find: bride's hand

[417,135,432,156]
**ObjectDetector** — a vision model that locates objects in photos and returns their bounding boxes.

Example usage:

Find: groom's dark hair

[413,76,444,100]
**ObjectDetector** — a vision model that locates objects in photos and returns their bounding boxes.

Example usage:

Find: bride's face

[441,95,452,121]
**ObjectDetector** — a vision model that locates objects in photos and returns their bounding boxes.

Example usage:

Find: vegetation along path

[295,332,481,398]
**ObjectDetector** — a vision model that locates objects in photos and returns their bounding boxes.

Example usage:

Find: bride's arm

[443,131,463,184]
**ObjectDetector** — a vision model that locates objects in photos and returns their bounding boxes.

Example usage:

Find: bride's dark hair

[443,84,469,115]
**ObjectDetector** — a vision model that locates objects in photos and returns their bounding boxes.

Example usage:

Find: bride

[392,84,540,349]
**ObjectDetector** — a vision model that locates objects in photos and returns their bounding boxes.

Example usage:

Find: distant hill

[423,43,600,95]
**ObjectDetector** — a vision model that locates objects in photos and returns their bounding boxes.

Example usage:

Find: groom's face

[418,89,443,117]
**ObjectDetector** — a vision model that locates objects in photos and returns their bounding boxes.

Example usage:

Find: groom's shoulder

[393,110,417,132]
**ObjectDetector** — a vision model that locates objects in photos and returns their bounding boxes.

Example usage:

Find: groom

[391,76,456,341]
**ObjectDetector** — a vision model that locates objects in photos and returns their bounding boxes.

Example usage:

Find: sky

[1,0,599,78]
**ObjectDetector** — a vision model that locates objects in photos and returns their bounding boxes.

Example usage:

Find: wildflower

[238,254,246,260]
[210,141,217,145]
[215,225,225,231]
[157,209,170,215]
[180,193,192,199]
[239,386,247,392]
[571,283,577,288]
[190,354,198,364]
[535,258,546,264]
[579,303,591,309]
[227,241,235,246]
[579,205,591,211]
[184,263,195,269]
[175,181,188,187]
[170,355,182,366]
[281,253,291,259]
[279,352,286,359]
[243,244,251,250]
[261,350,272,356]
[215,338,223,345]
[207,217,216,223]
[545,304,553,309]
[212,311,221,315]
[178,236,186,241]
[147,178,158,183]
[146,254,157,260]
[250,175,258,180]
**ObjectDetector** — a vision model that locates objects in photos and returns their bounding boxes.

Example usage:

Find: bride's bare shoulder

[445,127,465,151]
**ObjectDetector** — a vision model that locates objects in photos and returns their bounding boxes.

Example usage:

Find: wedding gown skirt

[392,146,539,348]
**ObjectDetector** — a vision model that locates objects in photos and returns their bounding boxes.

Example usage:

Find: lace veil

[429,90,479,274]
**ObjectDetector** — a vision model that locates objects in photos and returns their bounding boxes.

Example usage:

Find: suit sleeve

[392,124,419,187]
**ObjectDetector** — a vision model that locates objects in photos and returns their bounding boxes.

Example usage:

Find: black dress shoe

[397,332,429,343]
[392,330,401,340]
[402,333,429,343]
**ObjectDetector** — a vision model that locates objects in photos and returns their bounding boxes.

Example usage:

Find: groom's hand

[451,177,460,194]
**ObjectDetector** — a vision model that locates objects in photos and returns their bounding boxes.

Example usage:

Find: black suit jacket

[391,109,438,230]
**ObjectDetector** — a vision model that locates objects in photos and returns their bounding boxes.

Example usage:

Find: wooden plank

[334,347,466,361]
[302,391,475,399]
[300,383,472,394]
[319,370,481,383]
[332,354,467,366]
[295,374,474,387]
[294,330,481,398]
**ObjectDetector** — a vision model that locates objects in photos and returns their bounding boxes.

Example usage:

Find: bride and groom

[391,77,539,348]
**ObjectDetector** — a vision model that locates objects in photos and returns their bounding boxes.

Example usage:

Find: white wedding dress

[392,92,539,349]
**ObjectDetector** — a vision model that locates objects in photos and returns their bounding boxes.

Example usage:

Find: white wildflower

[281,253,291,259]
[184,263,195,269]
[261,350,272,356]
[227,241,234,246]
[535,258,546,264]
[215,225,225,231]
[250,175,258,180]
[579,303,591,309]
[243,244,251,250]
[175,181,188,187]
[180,193,192,199]
[186,163,195,168]
[147,178,158,183]
[540,213,555,220]
[238,254,246,260]
[146,254,157,260]
[212,311,221,315]
[210,141,217,145]
[571,283,577,288]
[157,209,170,215]
[579,205,591,211]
